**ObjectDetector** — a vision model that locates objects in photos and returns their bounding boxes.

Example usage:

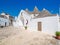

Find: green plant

[55,31,60,36]
[25,26,27,30]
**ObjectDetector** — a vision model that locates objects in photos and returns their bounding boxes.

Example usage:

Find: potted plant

[55,31,60,40]
[24,26,27,30]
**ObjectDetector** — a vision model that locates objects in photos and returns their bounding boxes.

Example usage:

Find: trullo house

[0,12,14,27]
[13,6,60,35]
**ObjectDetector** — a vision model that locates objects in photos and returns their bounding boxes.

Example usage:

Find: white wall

[58,16,60,31]
[58,22,60,31]
[28,16,58,35]
[0,18,9,26]
[13,10,31,27]
[15,10,59,35]
[13,20,23,27]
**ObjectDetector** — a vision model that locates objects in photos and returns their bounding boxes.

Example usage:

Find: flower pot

[56,36,60,40]
[55,31,60,40]
[25,26,27,30]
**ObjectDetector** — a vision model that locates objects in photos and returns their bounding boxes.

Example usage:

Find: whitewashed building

[0,12,14,27]
[14,6,60,35]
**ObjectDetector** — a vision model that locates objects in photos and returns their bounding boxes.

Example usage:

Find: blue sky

[0,0,60,16]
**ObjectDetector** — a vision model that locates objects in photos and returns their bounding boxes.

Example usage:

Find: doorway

[5,22,6,27]
[38,22,42,31]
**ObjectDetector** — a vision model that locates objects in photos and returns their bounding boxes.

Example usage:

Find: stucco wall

[16,10,59,35]
[58,18,60,31]
[28,16,58,35]
[58,23,60,31]
[58,16,60,31]
[0,18,9,26]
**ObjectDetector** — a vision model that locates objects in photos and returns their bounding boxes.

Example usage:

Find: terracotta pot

[56,36,60,40]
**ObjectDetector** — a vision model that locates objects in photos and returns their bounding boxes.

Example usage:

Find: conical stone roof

[1,12,6,15]
[25,8,29,12]
[32,6,40,14]
[24,7,57,18]
[41,8,51,15]
[34,6,38,11]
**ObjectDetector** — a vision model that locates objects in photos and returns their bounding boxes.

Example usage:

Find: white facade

[13,10,31,27]
[13,10,23,28]
[14,9,60,35]
[28,15,59,35]
[13,19,23,27]
[0,12,13,27]
[58,16,60,31]
[0,17,9,26]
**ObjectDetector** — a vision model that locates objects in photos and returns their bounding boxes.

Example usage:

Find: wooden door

[38,22,42,31]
